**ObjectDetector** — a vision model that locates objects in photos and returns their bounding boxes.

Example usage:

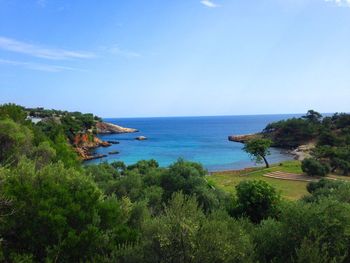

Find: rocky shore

[74,122,138,161]
[289,143,314,161]
[228,133,261,143]
[96,122,138,134]
[74,133,112,160]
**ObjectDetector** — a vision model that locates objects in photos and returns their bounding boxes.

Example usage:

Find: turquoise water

[85,114,300,171]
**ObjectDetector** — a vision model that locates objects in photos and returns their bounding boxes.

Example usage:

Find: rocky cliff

[73,133,111,161]
[96,122,138,134]
[73,122,138,161]
[228,133,262,143]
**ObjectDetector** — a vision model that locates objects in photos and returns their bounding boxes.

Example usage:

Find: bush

[302,158,329,177]
[305,179,350,203]
[253,199,350,262]
[234,180,280,223]
[0,161,136,262]
[0,119,33,165]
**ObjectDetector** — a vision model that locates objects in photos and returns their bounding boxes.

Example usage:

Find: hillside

[26,106,137,160]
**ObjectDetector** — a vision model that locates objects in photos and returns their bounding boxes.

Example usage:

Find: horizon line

[102,112,336,120]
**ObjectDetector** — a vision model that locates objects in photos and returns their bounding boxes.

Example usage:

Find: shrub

[234,180,280,223]
[302,158,329,177]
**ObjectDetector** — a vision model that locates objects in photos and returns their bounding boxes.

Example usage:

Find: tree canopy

[243,138,272,168]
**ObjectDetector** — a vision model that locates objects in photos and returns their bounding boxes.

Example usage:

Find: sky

[0,0,349,117]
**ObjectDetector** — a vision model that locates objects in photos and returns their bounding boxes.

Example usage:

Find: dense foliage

[264,110,350,176]
[234,180,280,223]
[30,106,101,143]
[301,158,329,177]
[2,104,350,262]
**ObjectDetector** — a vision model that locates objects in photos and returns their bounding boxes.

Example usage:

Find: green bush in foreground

[0,160,137,262]
[234,180,280,223]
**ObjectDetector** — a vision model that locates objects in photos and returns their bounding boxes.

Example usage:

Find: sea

[85,114,302,172]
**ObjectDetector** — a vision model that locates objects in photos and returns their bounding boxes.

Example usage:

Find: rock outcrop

[73,133,111,161]
[76,148,107,161]
[96,122,138,134]
[107,140,120,144]
[73,122,138,161]
[289,143,315,161]
[228,133,261,143]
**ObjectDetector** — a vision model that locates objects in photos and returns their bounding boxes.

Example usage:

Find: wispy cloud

[0,37,95,60]
[105,45,141,58]
[0,58,84,72]
[200,0,220,8]
[325,0,350,7]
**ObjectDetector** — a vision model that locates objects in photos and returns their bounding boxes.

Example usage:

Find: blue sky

[0,0,349,117]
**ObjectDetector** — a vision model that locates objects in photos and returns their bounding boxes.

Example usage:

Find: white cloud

[325,0,350,6]
[200,0,220,8]
[0,58,84,72]
[0,37,95,60]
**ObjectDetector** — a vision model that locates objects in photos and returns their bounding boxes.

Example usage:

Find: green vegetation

[1,103,350,262]
[263,110,350,177]
[263,110,322,148]
[301,158,329,177]
[30,106,101,143]
[234,180,280,223]
[0,104,79,168]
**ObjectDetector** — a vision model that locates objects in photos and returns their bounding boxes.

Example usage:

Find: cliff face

[96,122,138,134]
[73,133,111,161]
[73,122,138,161]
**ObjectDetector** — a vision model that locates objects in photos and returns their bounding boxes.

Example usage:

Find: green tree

[127,159,159,175]
[0,161,136,262]
[234,180,280,223]
[301,158,329,177]
[304,179,350,203]
[0,103,27,123]
[142,192,204,263]
[194,211,254,263]
[32,141,56,169]
[263,117,318,148]
[302,110,323,123]
[243,138,272,168]
[253,199,350,262]
[0,119,33,165]
[160,159,207,201]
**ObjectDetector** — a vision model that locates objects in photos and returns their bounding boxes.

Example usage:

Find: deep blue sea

[85,114,301,171]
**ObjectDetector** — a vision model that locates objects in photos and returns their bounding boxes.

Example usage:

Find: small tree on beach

[243,138,272,168]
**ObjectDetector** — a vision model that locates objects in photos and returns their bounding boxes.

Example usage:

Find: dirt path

[263,171,319,182]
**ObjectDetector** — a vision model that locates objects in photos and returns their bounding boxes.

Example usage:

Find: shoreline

[228,132,312,162]
[77,121,138,161]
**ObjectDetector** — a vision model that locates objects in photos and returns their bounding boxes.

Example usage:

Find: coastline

[227,132,312,162]
[77,121,138,161]
[85,116,300,168]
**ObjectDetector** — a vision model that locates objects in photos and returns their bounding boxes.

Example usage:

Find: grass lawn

[208,161,309,200]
